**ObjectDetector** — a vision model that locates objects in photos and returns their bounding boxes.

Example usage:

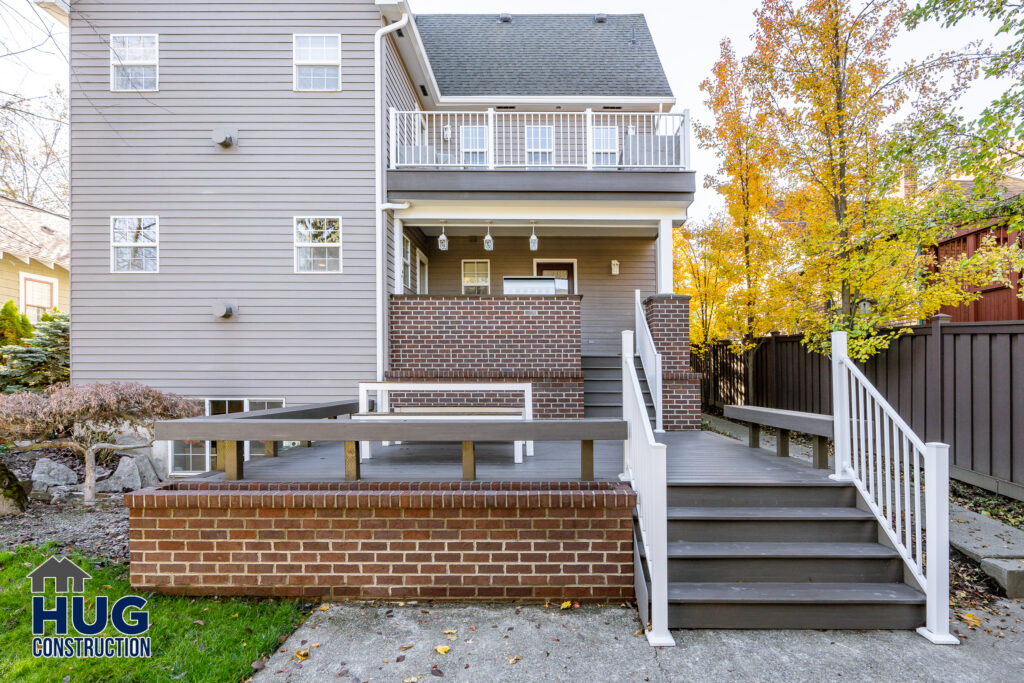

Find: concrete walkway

[255,600,1024,683]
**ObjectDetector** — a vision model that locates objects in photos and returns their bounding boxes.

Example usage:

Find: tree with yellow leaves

[674,215,732,358]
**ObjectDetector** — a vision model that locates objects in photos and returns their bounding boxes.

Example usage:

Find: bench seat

[724,405,833,469]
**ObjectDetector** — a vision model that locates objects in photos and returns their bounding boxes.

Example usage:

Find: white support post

[656,216,673,294]
[918,442,959,644]
[585,108,594,170]
[487,108,496,170]
[358,387,371,460]
[393,218,404,294]
[830,331,853,481]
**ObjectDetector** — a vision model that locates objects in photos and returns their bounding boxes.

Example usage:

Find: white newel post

[918,441,959,644]
[830,331,852,481]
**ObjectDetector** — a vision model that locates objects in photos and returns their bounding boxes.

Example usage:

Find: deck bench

[723,405,833,469]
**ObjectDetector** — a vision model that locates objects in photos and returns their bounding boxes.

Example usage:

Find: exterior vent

[395,28,405,38]
[498,13,512,23]
[602,106,623,110]
[496,105,515,110]
[419,84,429,97]
[595,14,607,23]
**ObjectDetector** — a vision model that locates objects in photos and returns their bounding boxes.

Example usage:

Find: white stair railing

[634,290,664,432]
[830,331,958,645]
[620,330,674,647]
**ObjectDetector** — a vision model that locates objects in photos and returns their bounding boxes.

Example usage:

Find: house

[0,195,69,322]
[54,0,697,475]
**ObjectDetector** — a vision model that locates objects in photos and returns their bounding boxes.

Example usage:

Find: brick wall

[125,481,635,602]
[388,295,584,418]
[644,294,701,430]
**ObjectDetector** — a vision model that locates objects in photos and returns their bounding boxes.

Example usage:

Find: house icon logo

[27,556,92,594]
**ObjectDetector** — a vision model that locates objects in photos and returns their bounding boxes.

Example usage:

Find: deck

[199,430,834,485]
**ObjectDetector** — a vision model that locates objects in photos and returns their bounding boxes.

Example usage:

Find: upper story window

[526,125,554,166]
[592,125,619,167]
[111,216,158,273]
[294,216,341,273]
[293,35,341,91]
[461,126,488,166]
[20,273,58,323]
[110,34,158,92]
[462,260,490,294]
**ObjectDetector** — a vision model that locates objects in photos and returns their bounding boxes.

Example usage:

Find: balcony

[386,110,695,203]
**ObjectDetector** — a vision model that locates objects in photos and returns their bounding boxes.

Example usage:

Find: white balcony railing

[389,109,690,170]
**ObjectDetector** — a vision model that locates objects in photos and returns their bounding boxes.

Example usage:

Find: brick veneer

[388,295,584,418]
[643,294,701,430]
[125,481,635,601]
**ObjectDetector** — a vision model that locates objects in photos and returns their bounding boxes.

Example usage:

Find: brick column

[643,294,701,431]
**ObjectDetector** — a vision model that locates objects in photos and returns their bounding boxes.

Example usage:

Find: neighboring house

[0,194,69,322]
[52,1,696,474]
[935,177,1024,322]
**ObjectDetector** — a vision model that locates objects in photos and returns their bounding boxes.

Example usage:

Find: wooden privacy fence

[695,316,1024,500]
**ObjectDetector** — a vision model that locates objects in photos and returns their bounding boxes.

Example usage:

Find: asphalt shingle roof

[0,195,69,267]
[415,13,674,99]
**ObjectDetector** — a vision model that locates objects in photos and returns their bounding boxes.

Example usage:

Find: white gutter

[375,13,410,382]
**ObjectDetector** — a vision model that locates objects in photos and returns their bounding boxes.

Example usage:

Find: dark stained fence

[694,318,1024,500]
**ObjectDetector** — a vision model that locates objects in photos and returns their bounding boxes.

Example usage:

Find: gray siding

[416,235,656,355]
[69,0,388,403]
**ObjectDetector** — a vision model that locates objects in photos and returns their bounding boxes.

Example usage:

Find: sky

[2,0,1011,222]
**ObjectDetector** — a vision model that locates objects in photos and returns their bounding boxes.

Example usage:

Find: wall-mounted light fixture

[529,221,538,251]
[610,260,620,276]
[438,220,449,251]
[442,124,452,141]
[483,222,494,251]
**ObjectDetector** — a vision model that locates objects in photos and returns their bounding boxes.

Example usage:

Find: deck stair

[583,355,655,421]
[639,452,926,629]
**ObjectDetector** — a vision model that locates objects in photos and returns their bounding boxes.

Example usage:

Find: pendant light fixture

[529,221,539,251]
[483,221,494,251]
[438,220,449,251]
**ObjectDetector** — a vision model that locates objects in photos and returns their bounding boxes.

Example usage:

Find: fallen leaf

[434,645,450,655]
[396,655,406,663]
[443,629,457,635]
[400,644,415,651]
[312,643,320,648]
[192,620,204,627]
[962,613,983,629]
[294,649,310,661]
[320,604,331,611]
[431,668,443,677]
[508,655,522,664]
[560,601,572,610]
[633,628,644,637]
[251,661,265,670]
[230,612,239,618]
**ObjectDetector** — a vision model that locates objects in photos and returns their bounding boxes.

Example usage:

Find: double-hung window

[462,260,490,294]
[111,216,158,272]
[526,125,554,166]
[293,34,341,91]
[592,125,619,167]
[171,398,284,473]
[461,125,488,166]
[110,34,158,92]
[294,216,342,272]
[20,273,58,323]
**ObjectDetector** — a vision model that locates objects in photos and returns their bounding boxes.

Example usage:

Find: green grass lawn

[0,545,308,683]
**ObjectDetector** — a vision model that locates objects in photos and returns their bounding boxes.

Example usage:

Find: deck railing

[620,330,674,647]
[389,109,690,170]
[634,290,664,432]
[830,331,958,645]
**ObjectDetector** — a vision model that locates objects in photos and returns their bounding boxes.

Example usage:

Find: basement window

[294,216,342,273]
[293,34,342,91]
[171,398,285,474]
[110,34,158,92]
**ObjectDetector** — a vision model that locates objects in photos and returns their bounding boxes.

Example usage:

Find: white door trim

[532,258,579,295]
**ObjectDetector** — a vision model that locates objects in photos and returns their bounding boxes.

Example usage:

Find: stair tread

[667,541,900,558]
[665,582,925,604]
[667,506,875,521]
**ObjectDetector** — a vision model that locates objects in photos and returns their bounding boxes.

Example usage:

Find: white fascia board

[396,199,688,223]
[36,1,69,26]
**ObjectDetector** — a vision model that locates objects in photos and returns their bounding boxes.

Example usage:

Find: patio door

[535,261,575,295]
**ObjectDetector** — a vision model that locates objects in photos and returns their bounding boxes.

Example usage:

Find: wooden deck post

[748,423,760,449]
[263,441,279,457]
[299,440,312,448]
[776,429,789,458]
[218,440,244,481]
[813,436,830,469]
[462,441,475,481]
[581,440,594,481]
[344,441,360,481]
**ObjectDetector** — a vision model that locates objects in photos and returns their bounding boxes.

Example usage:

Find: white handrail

[620,330,674,647]
[390,110,690,170]
[634,290,664,432]
[829,331,958,645]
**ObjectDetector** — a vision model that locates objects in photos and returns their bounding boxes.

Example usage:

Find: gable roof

[0,195,69,268]
[414,14,673,99]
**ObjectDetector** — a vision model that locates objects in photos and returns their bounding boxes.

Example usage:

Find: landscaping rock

[29,481,53,501]
[0,462,28,515]
[95,456,143,493]
[49,487,75,505]
[31,458,78,487]
[980,558,1024,598]
[133,455,162,489]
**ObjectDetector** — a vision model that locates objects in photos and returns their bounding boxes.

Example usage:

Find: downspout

[374,13,410,381]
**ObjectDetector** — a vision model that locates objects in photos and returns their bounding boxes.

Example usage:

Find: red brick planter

[125,481,635,601]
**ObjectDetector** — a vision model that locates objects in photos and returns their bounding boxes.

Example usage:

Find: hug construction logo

[27,556,152,659]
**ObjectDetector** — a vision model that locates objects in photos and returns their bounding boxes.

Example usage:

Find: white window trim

[110,215,159,273]
[292,34,342,92]
[402,234,413,291]
[461,258,490,294]
[293,215,343,274]
[170,397,286,474]
[533,258,579,294]
[415,248,428,294]
[461,125,488,166]
[109,34,159,92]
[19,271,59,316]
[592,125,619,166]
[525,124,554,165]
